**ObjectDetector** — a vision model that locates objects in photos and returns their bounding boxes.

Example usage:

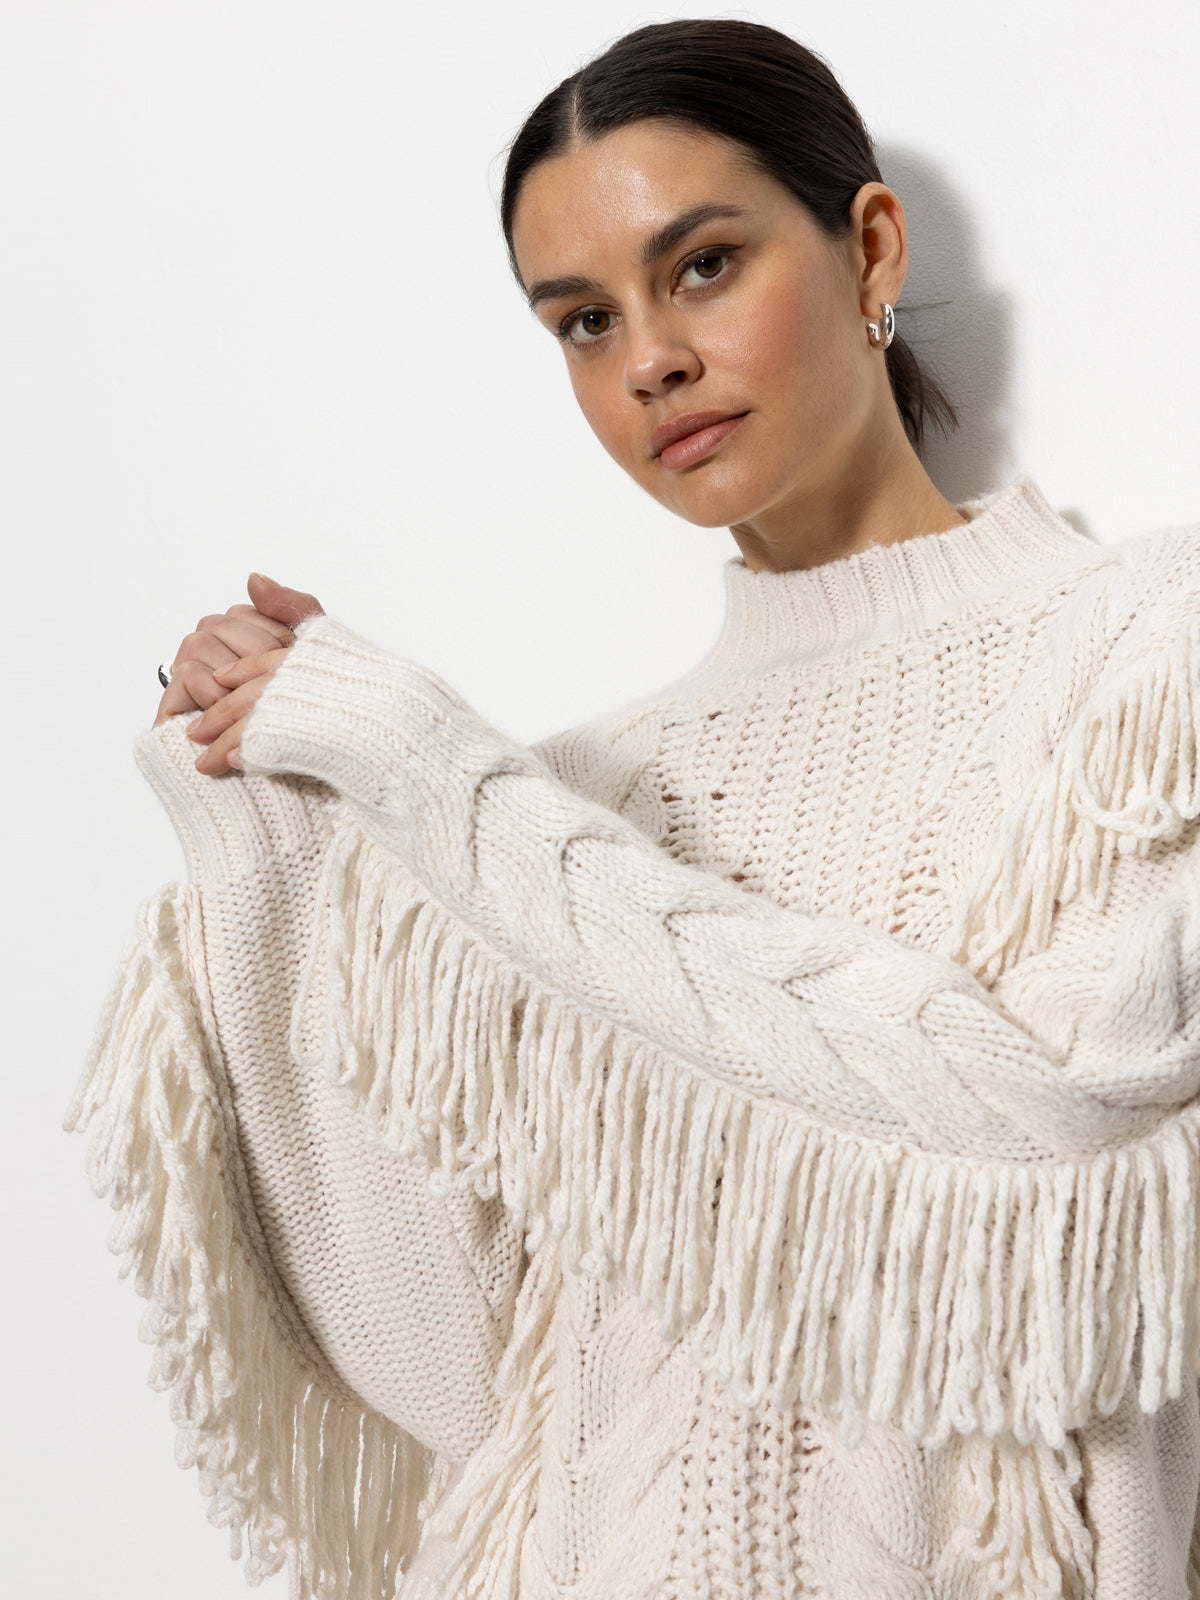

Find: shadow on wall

[877,142,1014,508]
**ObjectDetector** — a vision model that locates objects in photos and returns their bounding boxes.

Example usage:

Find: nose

[622,311,702,401]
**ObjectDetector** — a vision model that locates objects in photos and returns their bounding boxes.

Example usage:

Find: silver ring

[157,662,173,688]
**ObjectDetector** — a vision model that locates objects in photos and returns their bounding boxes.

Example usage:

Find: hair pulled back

[501,19,957,451]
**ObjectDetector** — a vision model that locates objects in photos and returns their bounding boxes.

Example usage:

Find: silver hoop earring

[866,303,895,351]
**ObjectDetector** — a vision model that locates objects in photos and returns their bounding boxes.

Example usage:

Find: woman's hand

[177,574,324,775]
[154,579,298,728]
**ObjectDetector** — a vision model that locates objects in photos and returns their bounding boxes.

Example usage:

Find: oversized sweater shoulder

[68,475,1200,1599]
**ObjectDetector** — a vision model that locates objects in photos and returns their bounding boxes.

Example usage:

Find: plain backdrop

[4,1,1198,1595]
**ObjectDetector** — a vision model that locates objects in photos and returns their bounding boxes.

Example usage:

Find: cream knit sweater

[69,476,1200,1598]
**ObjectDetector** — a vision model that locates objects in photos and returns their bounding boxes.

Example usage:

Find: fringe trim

[65,885,430,1599]
[960,1434,1094,1599]
[946,619,1200,984]
[420,1244,560,1598]
[314,820,1200,1453]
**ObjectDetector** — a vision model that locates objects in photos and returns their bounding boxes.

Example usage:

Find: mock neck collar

[693,476,1104,680]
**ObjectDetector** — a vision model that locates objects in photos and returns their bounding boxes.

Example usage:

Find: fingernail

[249,571,275,584]
[227,747,242,770]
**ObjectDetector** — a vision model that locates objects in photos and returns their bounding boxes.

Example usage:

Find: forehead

[510,121,783,277]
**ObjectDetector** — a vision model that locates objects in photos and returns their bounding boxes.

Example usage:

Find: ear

[847,183,907,315]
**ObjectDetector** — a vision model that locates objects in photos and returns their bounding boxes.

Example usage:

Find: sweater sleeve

[65,714,526,1600]
[232,609,1200,1454]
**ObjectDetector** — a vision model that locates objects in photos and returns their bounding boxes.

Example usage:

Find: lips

[650,409,748,459]
[650,410,749,472]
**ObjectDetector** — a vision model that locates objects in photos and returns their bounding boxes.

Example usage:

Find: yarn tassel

[64,883,430,1599]
[310,816,1200,1454]
[959,1432,1094,1599]
[945,619,1200,984]
[420,1243,561,1598]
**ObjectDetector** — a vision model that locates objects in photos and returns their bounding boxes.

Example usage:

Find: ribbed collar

[693,476,1104,679]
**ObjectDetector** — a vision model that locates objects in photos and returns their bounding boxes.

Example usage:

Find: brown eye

[564,308,614,344]
[679,251,732,289]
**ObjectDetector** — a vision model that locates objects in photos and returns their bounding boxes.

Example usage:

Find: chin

[664,500,748,530]
[656,473,781,531]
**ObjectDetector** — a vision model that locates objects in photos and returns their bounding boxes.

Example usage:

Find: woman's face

[509,120,906,542]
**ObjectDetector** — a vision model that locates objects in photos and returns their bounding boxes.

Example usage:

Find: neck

[728,418,964,573]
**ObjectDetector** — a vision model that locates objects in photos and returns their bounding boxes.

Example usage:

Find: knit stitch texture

[68,476,1200,1597]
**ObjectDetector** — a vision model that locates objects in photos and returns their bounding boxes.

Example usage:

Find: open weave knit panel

[69,478,1200,1598]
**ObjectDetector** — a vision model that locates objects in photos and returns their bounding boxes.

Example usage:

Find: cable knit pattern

[68,476,1200,1596]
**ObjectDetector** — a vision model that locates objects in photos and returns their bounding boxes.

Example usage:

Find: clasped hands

[155,573,324,774]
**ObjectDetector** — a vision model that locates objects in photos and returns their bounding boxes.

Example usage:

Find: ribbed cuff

[239,613,499,806]
[137,713,334,886]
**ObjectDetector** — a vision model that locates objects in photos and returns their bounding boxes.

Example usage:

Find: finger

[173,658,231,712]
[223,603,295,647]
[155,611,289,727]
[194,717,249,776]
[246,572,324,630]
[154,676,203,726]
[212,647,289,690]
[193,613,293,661]
[174,628,239,674]
[155,656,230,722]
[187,672,273,744]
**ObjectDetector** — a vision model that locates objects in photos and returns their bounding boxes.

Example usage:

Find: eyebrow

[524,202,750,311]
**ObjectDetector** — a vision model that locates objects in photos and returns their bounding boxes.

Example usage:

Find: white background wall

[3,1,1198,1594]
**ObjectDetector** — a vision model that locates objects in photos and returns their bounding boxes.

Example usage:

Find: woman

[69,18,1200,1599]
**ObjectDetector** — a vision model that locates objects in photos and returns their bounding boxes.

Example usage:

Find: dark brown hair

[501,18,957,451]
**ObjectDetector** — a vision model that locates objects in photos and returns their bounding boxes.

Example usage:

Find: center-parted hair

[501,18,957,451]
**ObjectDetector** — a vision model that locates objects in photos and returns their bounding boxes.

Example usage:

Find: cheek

[715,272,853,407]
[568,362,638,468]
